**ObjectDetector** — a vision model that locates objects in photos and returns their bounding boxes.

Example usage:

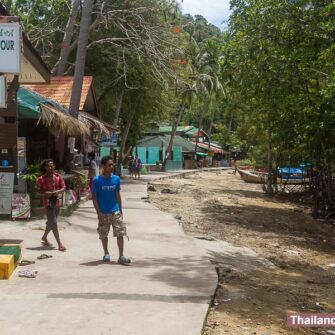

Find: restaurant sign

[0,23,21,74]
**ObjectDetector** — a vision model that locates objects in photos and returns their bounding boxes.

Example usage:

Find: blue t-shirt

[92,175,120,214]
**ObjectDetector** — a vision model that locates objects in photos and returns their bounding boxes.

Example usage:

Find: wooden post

[0,16,20,23]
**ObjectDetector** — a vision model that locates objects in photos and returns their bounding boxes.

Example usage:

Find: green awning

[17,87,45,119]
[196,152,208,156]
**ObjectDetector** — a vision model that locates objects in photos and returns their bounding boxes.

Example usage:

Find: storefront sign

[0,75,6,108]
[100,133,118,146]
[0,148,13,167]
[0,172,14,214]
[0,23,21,74]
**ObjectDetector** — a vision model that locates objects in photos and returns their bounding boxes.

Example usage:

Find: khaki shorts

[97,211,127,239]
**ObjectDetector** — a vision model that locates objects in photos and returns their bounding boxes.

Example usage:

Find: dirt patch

[149,170,335,335]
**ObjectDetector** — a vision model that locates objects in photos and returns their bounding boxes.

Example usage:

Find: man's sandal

[118,256,131,265]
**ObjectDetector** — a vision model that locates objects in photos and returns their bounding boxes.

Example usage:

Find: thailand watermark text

[287,313,335,328]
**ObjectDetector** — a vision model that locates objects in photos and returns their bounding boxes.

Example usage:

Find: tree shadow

[212,256,335,332]
[200,203,335,255]
[80,260,117,266]
[132,256,217,295]
[26,245,56,251]
[0,239,24,244]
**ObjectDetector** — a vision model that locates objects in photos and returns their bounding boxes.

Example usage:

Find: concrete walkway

[0,175,217,335]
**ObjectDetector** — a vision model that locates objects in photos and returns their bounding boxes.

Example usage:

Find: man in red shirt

[35,159,66,251]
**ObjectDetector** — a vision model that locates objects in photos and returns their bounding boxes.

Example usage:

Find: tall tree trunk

[119,109,136,163]
[193,99,207,160]
[162,99,186,171]
[193,115,203,158]
[208,107,216,149]
[266,124,273,194]
[113,90,124,128]
[69,0,94,118]
[52,0,80,76]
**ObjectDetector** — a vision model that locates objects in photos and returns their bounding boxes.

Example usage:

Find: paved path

[0,176,217,335]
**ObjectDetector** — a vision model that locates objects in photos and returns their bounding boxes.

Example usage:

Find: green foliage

[71,175,87,193]
[62,202,79,217]
[19,163,41,184]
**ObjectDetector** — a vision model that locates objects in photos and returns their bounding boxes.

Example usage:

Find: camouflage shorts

[97,211,127,239]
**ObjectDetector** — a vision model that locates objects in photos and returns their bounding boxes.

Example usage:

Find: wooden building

[0,3,50,178]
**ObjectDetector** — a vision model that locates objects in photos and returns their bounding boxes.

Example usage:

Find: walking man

[133,155,142,179]
[92,155,130,264]
[35,159,66,251]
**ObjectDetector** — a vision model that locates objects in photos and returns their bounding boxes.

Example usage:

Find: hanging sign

[0,23,21,74]
[100,133,118,146]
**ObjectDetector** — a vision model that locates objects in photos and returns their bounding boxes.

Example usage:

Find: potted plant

[19,163,42,209]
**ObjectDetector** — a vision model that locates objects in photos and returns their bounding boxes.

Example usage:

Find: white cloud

[181,0,231,28]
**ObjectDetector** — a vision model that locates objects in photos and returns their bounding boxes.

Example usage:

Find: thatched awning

[39,104,90,137]
[79,112,111,138]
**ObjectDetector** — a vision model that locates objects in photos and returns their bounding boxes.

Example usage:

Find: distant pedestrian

[231,152,238,175]
[133,156,142,179]
[35,159,66,251]
[128,156,134,178]
[88,151,99,189]
[92,155,130,264]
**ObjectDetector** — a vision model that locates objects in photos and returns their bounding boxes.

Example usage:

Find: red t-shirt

[35,173,65,208]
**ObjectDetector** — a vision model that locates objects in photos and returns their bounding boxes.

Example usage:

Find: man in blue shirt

[92,155,130,264]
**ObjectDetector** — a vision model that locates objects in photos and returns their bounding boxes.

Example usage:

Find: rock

[161,188,177,194]
[175,215,182,220]
[326,331,335,335]
[239,326,248,330]
[147,185,156,192]
[194,235,217,241]
[327,263,335,268]
[285,250,299,256]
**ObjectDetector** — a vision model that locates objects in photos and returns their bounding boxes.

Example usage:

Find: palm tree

[69,0,94,118]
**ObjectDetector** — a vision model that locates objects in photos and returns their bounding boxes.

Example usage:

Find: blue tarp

[277,167,304,179]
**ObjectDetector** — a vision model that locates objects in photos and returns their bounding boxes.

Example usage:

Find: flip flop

[19,260,36,266]
[41,240,53,247]
[37,254,53,260]
[58,246,66,252]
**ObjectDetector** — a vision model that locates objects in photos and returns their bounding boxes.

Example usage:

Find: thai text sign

[0,23,21,74]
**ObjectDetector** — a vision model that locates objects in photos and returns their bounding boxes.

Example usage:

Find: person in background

[88,151,99,189]
[92,155,130,264]
[133,155,142,179]
[128,156,134,178]
[35,159,66,251]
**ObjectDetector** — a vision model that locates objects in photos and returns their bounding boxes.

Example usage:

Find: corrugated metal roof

[137,135,197,152]
[197,142,227,154]
[158,126,193,133]
[23,76,93,111]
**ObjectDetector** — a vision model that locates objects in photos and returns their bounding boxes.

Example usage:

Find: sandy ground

[148,170,335,335]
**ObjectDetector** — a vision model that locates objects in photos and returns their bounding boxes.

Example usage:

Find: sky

[181,0,231,29]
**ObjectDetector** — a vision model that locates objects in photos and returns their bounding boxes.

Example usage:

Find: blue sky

[181,0,231,29]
